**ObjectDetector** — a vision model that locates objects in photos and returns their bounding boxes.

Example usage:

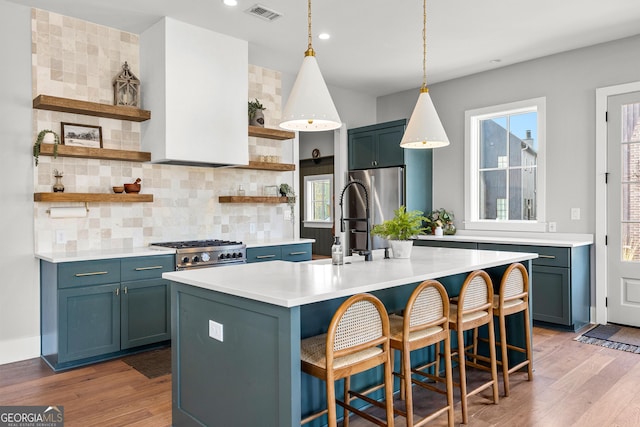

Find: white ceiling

[12,0,640,97]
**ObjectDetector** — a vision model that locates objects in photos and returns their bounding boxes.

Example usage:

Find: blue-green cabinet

[246,243,312,264]
[58,283,121,363]
[413,239,591,331]
[348,119,433,215]
[41,254,173,371]
[348,121,405,170]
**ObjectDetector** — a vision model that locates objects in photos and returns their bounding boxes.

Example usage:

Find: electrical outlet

[283,209,291,220]
[55,230,66,244]
[250,223,256,233]
[548,222,557,232]
[209,320,224,342]
[571,208,581,220]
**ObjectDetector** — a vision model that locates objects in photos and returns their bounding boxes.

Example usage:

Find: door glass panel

[621,102,640,262]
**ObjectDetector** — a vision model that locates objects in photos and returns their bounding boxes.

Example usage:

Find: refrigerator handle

[399,167,406,207]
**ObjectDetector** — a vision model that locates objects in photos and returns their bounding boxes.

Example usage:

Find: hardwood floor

[2,326,640,426]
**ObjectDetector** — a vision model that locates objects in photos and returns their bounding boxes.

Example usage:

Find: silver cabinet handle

[256,254,277,259]
[115,288,119,296]
[124,286,128,294]
[289,251,307,255]
[538,255,556,259]
[134,266,163,271]
[75,271,108,277]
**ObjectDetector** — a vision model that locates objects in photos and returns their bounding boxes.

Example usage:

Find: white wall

[378,34,640,234]
[0,0,39,364]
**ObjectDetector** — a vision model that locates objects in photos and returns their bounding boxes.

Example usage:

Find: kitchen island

[164,246,537,427]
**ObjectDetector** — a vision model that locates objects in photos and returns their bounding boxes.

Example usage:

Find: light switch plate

[55,230,66,244]
[571,208,581,220]
[209,320,223,342]
[548,222,557,232]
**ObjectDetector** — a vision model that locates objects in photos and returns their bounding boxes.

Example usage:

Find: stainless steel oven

[150,240,246,270]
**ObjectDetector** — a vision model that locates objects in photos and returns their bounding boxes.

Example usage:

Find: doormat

[122,347,171,379]
[575,324,640,353]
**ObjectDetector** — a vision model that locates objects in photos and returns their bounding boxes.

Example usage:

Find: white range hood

[140,18,249,167]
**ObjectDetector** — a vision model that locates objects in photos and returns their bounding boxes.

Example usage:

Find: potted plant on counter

[371,206,428,258]
[427,208,456,235]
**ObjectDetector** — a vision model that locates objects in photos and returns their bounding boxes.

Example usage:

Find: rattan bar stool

[389,280,455,427]
[447,270,499,425]
[474,263,533,396]
[300,293,395,427]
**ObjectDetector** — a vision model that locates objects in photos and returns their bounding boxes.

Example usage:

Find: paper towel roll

[48,207,87,218]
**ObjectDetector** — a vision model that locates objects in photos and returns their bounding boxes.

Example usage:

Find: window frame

[464,97,547,232]
[303,173,334,229]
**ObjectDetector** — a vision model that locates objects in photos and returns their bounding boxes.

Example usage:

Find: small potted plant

[371,206,428,258]
[33,129,60,166]
[248,98,266,127]
[427,208,456,236]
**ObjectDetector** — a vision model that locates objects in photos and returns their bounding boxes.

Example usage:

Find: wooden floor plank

[2,326,640,426]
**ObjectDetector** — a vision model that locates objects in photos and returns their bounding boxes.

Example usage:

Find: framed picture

[61,122,103,148]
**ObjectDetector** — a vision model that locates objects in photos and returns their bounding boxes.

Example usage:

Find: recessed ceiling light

[223,0,238,6]
[318,33,330,40]
[490,59,502,63]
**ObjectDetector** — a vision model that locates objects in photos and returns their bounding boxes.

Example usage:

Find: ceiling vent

[244,4,283,22]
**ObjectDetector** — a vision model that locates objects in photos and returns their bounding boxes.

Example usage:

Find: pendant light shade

[280,54,341,131]
[279,0,341,132]
[400,0,449,149]
[400,88,449,148]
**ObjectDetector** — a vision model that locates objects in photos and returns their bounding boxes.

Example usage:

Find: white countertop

[163,246,538,308]
[35,247,176,263]
[35,238,314,263]
[416,231,593,247]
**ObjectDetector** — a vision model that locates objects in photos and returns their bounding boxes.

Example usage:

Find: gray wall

[378,34,640,234]
[0,0,39,363]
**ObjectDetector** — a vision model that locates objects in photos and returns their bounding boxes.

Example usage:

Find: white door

[607,91,640,326]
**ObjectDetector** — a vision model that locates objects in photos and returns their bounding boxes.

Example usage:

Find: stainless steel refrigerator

[345,166,405,254]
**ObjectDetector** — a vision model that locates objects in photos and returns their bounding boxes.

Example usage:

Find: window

[465,97,546,232]
[303,174,333,228]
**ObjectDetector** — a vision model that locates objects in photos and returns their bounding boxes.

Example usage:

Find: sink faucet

[339,180,372,261]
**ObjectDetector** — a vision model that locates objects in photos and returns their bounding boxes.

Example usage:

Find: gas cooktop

[151,239,246,270]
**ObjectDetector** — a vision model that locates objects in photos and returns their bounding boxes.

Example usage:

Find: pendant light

[400,0,449,149]
[279,0,341,132]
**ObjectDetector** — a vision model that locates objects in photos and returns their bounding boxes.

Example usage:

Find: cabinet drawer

[477,243,570,268]
[121,255,174,281]
[58,259,121,288]
[281,243,312,262]
[246,246,282,263]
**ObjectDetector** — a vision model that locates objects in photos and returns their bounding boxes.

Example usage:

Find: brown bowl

[113,186,124,193]
[124,183,141,194]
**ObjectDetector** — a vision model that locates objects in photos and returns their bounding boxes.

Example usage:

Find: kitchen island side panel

[171,282,300,427]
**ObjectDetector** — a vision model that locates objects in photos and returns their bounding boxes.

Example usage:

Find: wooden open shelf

[38,143,151,162]
[235,161,295,171]
[218,196,287,204]
[33,94,151,122]
[34,193,154,203]
[248,125,295,140]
